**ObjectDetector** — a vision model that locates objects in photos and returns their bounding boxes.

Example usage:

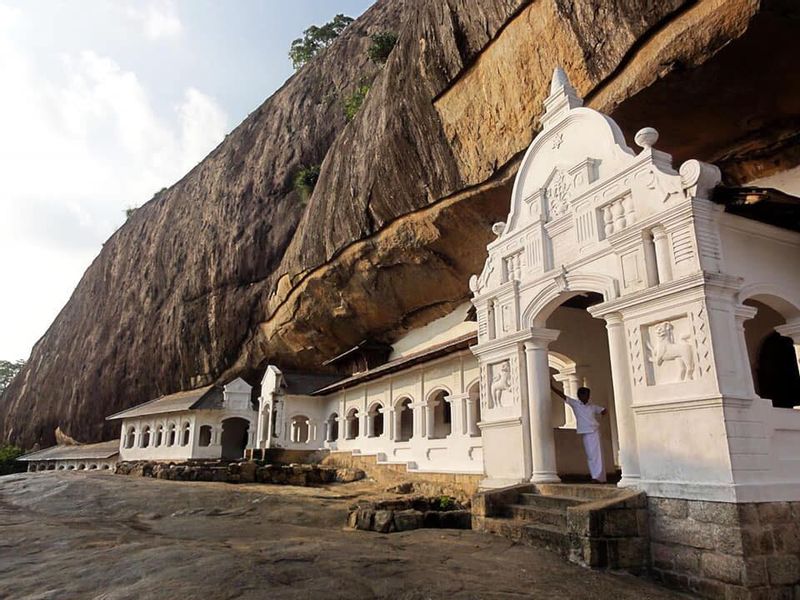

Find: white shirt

[564,397,604,434]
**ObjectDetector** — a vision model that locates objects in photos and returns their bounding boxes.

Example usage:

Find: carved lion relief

[645,318,697,384]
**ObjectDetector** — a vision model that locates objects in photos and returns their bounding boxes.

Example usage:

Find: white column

[466,395,480,436]
[425,401,435,439]
[604,313,641,485]
[776,320,800,374]
[525,333,561,483]
[652,225,673,284]
[365,412,374,438]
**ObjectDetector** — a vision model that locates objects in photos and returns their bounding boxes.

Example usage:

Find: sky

[0,0,374,361]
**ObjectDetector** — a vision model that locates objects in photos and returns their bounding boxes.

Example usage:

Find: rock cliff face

[2,0,799,447]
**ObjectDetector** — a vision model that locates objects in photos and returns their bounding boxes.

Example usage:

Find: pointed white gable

[470,67,720,300]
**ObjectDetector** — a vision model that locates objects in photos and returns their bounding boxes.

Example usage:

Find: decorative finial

[635,127,659,150]
[550,67,569,95]
[491,222,506,237]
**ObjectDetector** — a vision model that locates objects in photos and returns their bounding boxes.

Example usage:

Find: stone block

[393,509,423,532]
[347,510,358,529]
[287,472,307,486]
[423,511,441,528]
[672,545,701,574]
[335,468,365,483]
[701,552,745,585]
[767,555,800,586]
[758,502,793,525]
[601,509,638,537]
[374,510,395,533]
[774,524,800,554]
[651,542,676,570]
[355,509,374,531]
[650,498,689,519]
[606,537,648,570]
[742,526,775,555]
[738,504,761,526]
[239,462,256,484]
[688,575,727,600]
[744,557,768,587]
[689,501,741,527]
[438,510,471,529]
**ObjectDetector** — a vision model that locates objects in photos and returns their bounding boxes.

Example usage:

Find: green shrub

[434,495,456,511]
[0,444,24,476]
[367,31,398,65]
[293,165,321,201]
[344,84,370,122]
[289,14,354,69]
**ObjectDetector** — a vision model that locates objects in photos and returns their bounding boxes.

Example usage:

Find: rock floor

[0,472,690,599]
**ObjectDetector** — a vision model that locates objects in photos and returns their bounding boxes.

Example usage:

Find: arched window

[290,415,310,443]
[140,426,151,448]
[124,426,136,449]
[326,413,339,442]
[346,408,360,440]
[394,397,413,442]
[167,423,177,447]
[181,422,191,446]
[367,403,384,438]
[155,425,164,447]
[427,390,451,439]
[198,425,212,447]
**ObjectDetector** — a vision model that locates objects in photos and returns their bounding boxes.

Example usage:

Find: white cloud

[0,8,228,359]
[124,1,183,41]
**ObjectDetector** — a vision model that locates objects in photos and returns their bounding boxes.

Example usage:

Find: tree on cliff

[0,359,25,394]
[289,14,353,69]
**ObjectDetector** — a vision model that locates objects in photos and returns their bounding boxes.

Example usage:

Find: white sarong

[581,431,606,482]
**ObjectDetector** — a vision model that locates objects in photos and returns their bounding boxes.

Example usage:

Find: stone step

[520,522,569,556]
[533,483,619,501]
[480,517,569,556]
[518,492,583,510]
[505,504,567,527]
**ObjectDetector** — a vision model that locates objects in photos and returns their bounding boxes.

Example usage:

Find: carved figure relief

[646,321,696,382]
[545,169,572,219]
[489,361,512,408]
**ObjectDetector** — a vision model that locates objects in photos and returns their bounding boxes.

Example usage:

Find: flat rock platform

[0,472,689,599]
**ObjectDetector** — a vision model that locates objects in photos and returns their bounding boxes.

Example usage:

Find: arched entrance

[541,293,619,481]
[220,417,250,460]
[742,296,800,408]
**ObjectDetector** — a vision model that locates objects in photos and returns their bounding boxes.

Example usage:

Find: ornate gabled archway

[471,67,721,490]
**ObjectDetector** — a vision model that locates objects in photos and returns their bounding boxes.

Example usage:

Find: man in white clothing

[552,386,607,483]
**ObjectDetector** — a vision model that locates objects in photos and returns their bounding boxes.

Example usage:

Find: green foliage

[293,165,321,201]
[433,495,456,511]
[124,207,137,220]
[0,359,25,395]
[289,13,354,69]
[344,84,370,121]
[367,31,398,65]
[0,444,24,475]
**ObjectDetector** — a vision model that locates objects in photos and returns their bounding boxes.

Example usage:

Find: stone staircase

[473,483,650,572]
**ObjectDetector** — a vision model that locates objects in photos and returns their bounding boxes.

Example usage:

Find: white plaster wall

[270,350,483,474]
[117,408,256,462]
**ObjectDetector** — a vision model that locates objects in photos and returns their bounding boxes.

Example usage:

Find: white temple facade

[258,69,800,506]
[108,377,257,462]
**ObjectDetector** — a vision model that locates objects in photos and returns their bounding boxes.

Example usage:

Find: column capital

[776,319,800,341]
[522,327,560,350]
[603,311,625,327]
[734,304,758,323]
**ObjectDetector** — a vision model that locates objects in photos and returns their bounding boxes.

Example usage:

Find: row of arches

[313,384,481,445]
[30,462,113,472]
[124,422,198,449]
